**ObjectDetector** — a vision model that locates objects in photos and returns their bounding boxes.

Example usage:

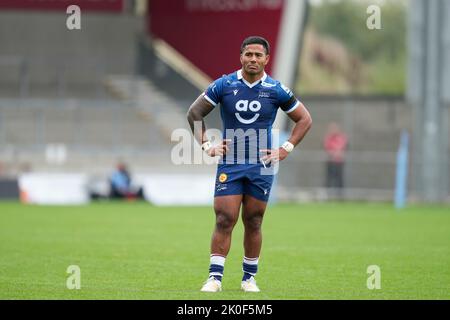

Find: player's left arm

[284,101,312,150]
[261,102,312,163]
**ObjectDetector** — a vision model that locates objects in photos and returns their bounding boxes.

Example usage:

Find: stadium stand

[0,8,448,203]
[0,10,179,178]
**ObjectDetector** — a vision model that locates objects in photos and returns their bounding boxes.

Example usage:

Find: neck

[241,69,265,84]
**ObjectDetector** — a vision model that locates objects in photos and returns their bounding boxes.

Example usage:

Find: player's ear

[264,54,270,66]
[240,53,244,65]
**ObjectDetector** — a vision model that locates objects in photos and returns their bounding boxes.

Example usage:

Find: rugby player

[187,36,312,292]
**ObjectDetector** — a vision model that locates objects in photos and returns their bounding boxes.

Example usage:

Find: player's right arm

[186,94,229,157]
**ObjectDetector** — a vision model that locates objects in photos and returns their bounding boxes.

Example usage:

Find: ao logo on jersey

[235,100,261,124]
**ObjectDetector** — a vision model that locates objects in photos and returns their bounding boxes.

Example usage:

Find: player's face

[240,44,269,76]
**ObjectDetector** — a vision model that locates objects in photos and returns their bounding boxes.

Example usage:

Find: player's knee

[243,213,263,232]
[215,210,236,233]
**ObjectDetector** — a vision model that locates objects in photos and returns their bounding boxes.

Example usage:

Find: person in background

[323,122,348,198]
[109,162,143,200]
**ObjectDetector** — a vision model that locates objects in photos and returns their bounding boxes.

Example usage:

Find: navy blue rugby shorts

[214,163,275,202]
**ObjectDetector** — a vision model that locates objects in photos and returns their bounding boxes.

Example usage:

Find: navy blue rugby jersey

[203,69,300,164]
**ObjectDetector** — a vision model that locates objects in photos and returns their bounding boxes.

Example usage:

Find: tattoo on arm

[186,95,215,145]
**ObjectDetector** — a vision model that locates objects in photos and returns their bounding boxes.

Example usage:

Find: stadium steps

[0,99,167,149]
[104,75,188,140]
[0,97,207,175]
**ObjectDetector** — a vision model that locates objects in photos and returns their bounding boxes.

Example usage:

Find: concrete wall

[278,96,450,199]
[289,96,412,151]
[279,97,409,192]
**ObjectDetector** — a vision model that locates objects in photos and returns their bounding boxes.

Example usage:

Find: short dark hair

[240,36,270,55]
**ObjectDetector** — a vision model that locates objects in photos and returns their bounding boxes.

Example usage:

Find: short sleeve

[277,83,300,113]
[203,76,225,107]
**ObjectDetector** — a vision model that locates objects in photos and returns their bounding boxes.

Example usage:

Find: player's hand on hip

[207,139,231,157]
[260,147,289,165]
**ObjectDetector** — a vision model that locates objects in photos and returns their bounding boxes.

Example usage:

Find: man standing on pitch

[187,36,312,292]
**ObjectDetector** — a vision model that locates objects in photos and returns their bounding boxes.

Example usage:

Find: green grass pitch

[0,201,449,299]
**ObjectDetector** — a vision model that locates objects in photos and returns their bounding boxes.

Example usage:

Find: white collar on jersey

[237,69,267,88]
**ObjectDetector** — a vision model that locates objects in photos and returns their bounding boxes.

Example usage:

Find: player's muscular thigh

[214,195,242,232]
[242,195,267,230]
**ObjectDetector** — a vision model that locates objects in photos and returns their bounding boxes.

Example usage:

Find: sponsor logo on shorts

[219,173,228,183]
[216,183,228,192]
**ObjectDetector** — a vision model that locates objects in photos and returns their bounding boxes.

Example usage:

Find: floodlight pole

[407,0,450,202]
